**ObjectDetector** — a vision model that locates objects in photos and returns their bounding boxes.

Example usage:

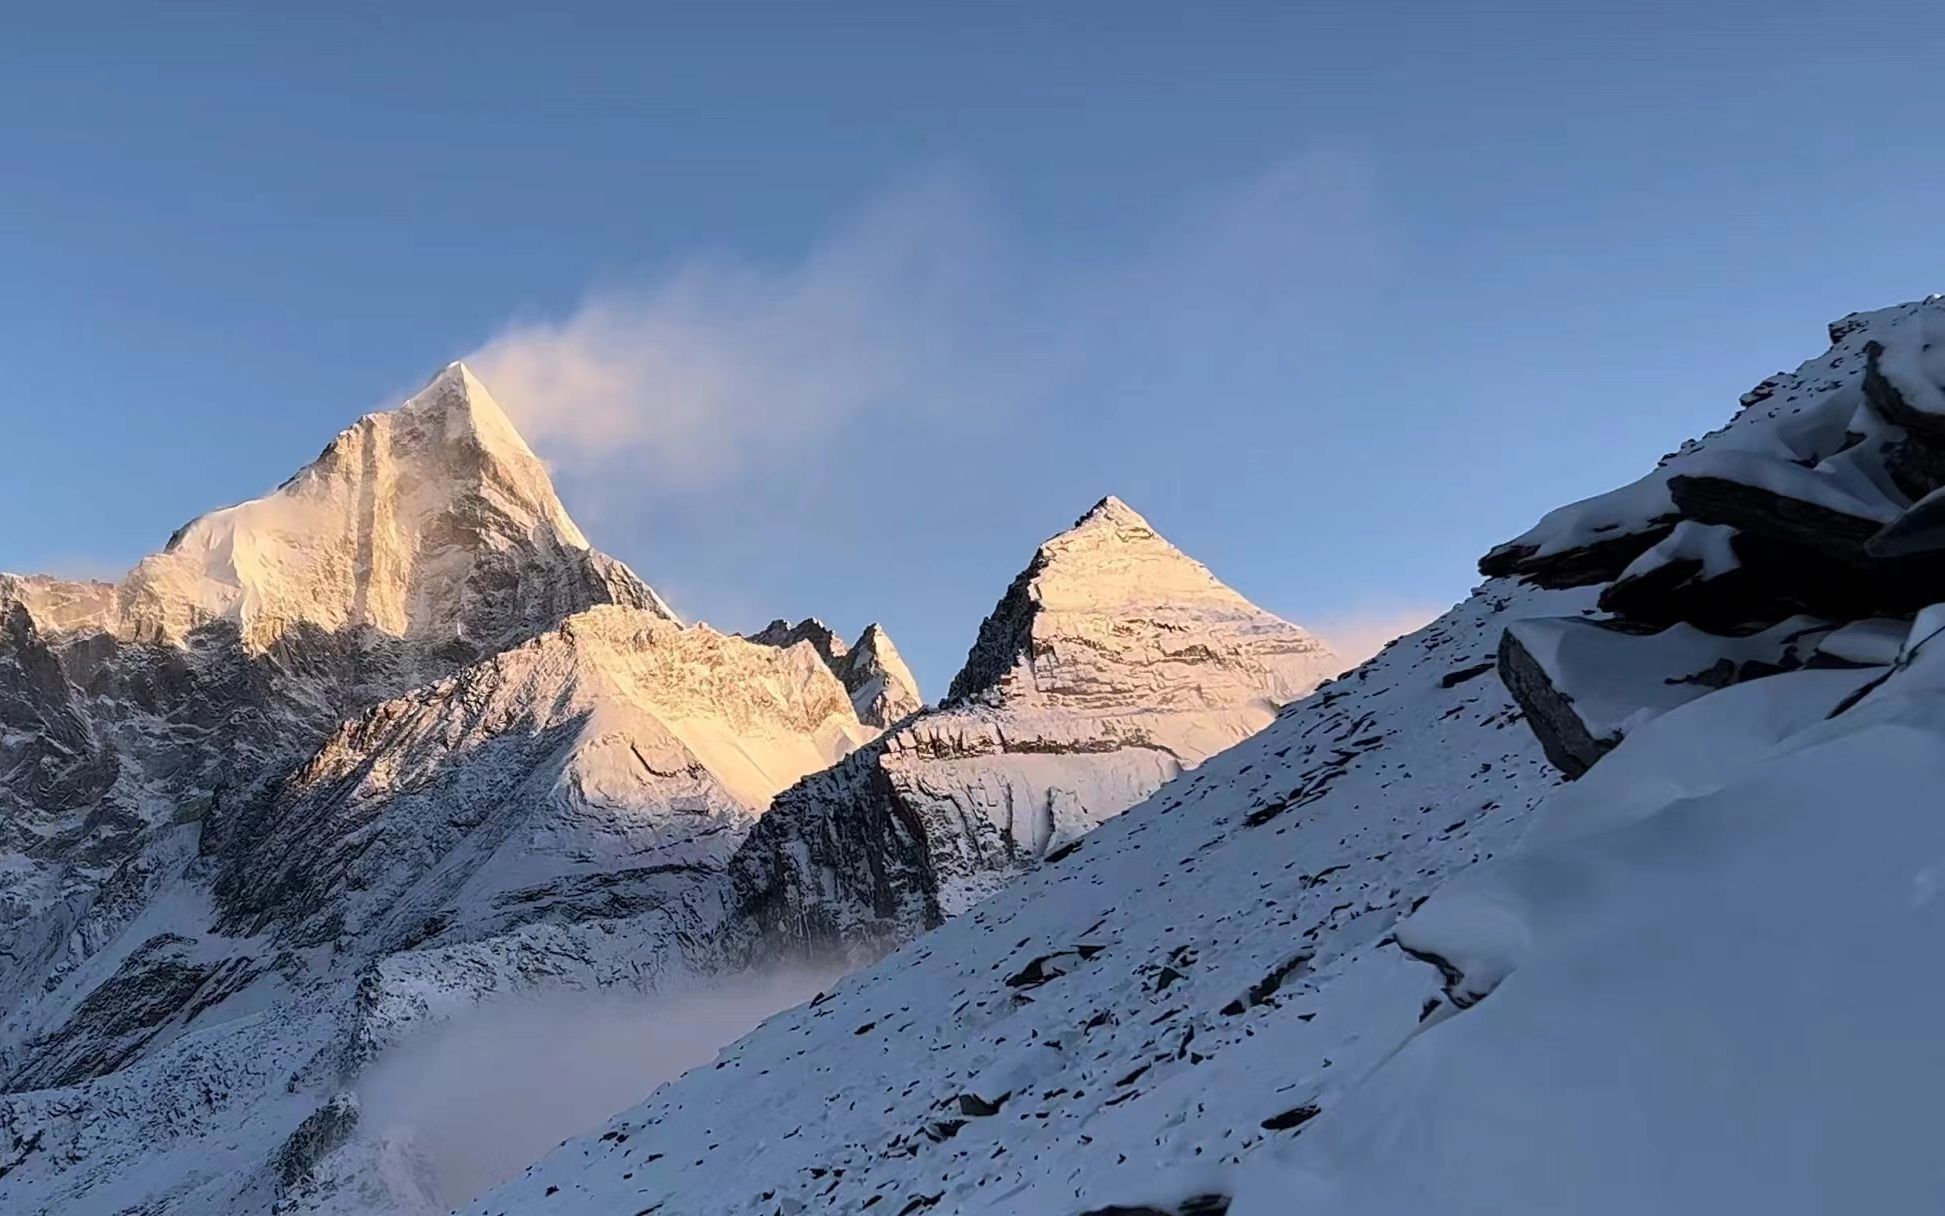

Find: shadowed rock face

[731,495,1342,968]
[8,934,260,1091]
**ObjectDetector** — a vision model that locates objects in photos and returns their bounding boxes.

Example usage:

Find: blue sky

[6,1,1945,693]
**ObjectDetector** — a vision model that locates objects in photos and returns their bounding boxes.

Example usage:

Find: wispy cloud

[466,147,1388,504]
[465,148,1397,681]
[468,171,1016,490]
[1313,604,1445,671]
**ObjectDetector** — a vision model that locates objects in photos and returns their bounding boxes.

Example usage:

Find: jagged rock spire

[744,617,923,728]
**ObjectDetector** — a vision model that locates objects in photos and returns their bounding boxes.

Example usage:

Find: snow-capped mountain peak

[730,495,1345,961]
[88,364,673,653]
[948,493,1339,706]
[1072,491,1151,530]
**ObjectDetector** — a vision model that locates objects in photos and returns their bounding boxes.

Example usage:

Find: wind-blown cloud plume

[467,148,1388,500]
[469,173,1014,489]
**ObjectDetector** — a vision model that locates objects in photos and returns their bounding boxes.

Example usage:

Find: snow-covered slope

[475,580,1573,1216]
[211,605,872,963]
[479,299,1945,1216]
[731,495,1343,962]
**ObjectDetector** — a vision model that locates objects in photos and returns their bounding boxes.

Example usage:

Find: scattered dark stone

[956,1091,1007,1117]
[1045,839,1085,864]
[921,1119,965,1143]
[1260,1103,1322,1132]
[1005,945,1103,989]
[1222,951,1313,1014]
[1438,661,1496,689]
[1242,797,1290,828]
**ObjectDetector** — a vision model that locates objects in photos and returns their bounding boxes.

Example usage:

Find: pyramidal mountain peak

[31,363,674,655]
[733,493,1343,961]
[947,492,1339,706]
[1072,491,1152,530]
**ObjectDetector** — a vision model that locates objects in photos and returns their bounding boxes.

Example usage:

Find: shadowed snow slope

[475,580,1570,1215]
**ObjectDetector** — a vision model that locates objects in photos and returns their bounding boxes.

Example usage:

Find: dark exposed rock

[1220,951,1314,1015]
[744,618,923,728]
[1476,519,1676,588]
[274,1092,359,1189]
[1666,473,1883,567]
[1496,627,1610,779]
[1883,429,1945,502]
[1438,662,1496,689]
[1005,945,1105,990]
[1598,551,1736,629]
[1259,1103,1322,1131]
[730,744,943,965]
[1078,1200,1229,1216]
[945,553,1046,707]
[6,935,242,1090]
[747,618,847,666]
[0,601,116,815]
[1863,339,1945,447]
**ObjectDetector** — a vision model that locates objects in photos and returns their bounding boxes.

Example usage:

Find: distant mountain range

[0,362,1335,1214]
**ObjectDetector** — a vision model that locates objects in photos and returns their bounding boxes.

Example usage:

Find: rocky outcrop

[1498,616,1826,778]
[733,496,1342,965]
[1489,298,1945,774]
